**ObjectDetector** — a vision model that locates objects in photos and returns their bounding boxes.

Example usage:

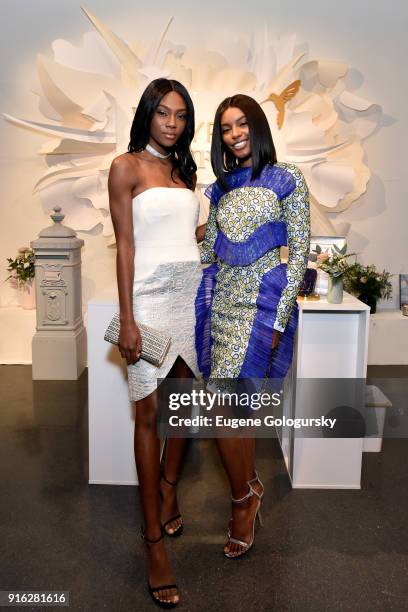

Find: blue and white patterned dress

[195,162,310,382]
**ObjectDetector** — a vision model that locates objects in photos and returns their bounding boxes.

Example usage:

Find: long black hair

[211,94,277,191]
[128,78,197,190]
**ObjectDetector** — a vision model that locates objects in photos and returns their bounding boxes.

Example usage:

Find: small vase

[358,293,377,314]
[19,278,36,310]
[327,276,343,304]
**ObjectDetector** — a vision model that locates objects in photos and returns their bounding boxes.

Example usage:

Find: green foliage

[5,248,35,286]
[314,243,356,278]
[344,263,392,300]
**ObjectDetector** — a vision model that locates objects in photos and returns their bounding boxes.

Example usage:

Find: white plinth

[278,293,370,489]
[87,288,138,485]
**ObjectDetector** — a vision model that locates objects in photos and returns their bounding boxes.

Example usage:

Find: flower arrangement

[5,247,35,287]
[344,263,392,305]
[314,244,356,277]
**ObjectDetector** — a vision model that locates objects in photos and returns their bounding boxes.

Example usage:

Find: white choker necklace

[145,143,171,159]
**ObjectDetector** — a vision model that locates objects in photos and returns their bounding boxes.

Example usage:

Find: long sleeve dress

[195,162,310,383]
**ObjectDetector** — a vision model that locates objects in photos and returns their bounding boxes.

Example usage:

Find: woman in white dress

[108,78,203,608]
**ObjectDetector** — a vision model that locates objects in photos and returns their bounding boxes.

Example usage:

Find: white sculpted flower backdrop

[5,7,382,242]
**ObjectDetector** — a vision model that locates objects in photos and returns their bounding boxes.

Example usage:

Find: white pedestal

[278,293,370,489]
[87,288,138,485]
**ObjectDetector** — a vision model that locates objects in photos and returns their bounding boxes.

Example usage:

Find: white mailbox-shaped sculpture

[31,206,86,380]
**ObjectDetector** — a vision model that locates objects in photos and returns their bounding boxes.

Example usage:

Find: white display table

[88,290,370,488]
[278,292,370,489]
[6,300,404,366]
[88,287,138,485]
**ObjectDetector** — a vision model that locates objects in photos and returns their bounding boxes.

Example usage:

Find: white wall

[0,0,407,315]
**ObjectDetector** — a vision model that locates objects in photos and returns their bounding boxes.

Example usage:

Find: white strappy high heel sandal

[227,471,264,538]
[224,482,263,559]
[248,470,264,499]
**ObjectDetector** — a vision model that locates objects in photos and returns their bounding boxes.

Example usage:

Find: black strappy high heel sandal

[160,473,183,537]
[141,527,180,609]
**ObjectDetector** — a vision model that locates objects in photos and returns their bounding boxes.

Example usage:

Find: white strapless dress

[127,187,202,401]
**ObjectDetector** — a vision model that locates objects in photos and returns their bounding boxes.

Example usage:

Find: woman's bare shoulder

[109,153,146,193]
[110,151,143,173]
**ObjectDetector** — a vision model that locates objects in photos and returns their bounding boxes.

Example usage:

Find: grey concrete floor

[0,365,407,612]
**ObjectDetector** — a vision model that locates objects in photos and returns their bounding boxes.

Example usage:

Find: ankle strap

[161,472,178,487]
[141,526,164,544]
[231,483,254,504]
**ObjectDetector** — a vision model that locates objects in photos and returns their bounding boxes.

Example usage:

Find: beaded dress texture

[127,187,202,401]
[195,162,310,382]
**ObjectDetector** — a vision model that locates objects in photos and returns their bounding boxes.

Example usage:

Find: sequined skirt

[127,260,202,401]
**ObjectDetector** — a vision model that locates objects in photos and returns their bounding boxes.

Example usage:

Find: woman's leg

[242,437,256,481]
[160,356,193,534]
[135,391,179,605]
[242,437,264,496]
[215,437,261,555]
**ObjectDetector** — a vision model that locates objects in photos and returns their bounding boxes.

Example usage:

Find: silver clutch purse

[104,313,171,367]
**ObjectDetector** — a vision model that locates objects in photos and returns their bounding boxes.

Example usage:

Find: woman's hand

[195,223,207,243]
[118,319,142,365]
[271,329,281,350]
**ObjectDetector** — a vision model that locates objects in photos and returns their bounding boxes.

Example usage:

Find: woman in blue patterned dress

[195,94,310,557]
